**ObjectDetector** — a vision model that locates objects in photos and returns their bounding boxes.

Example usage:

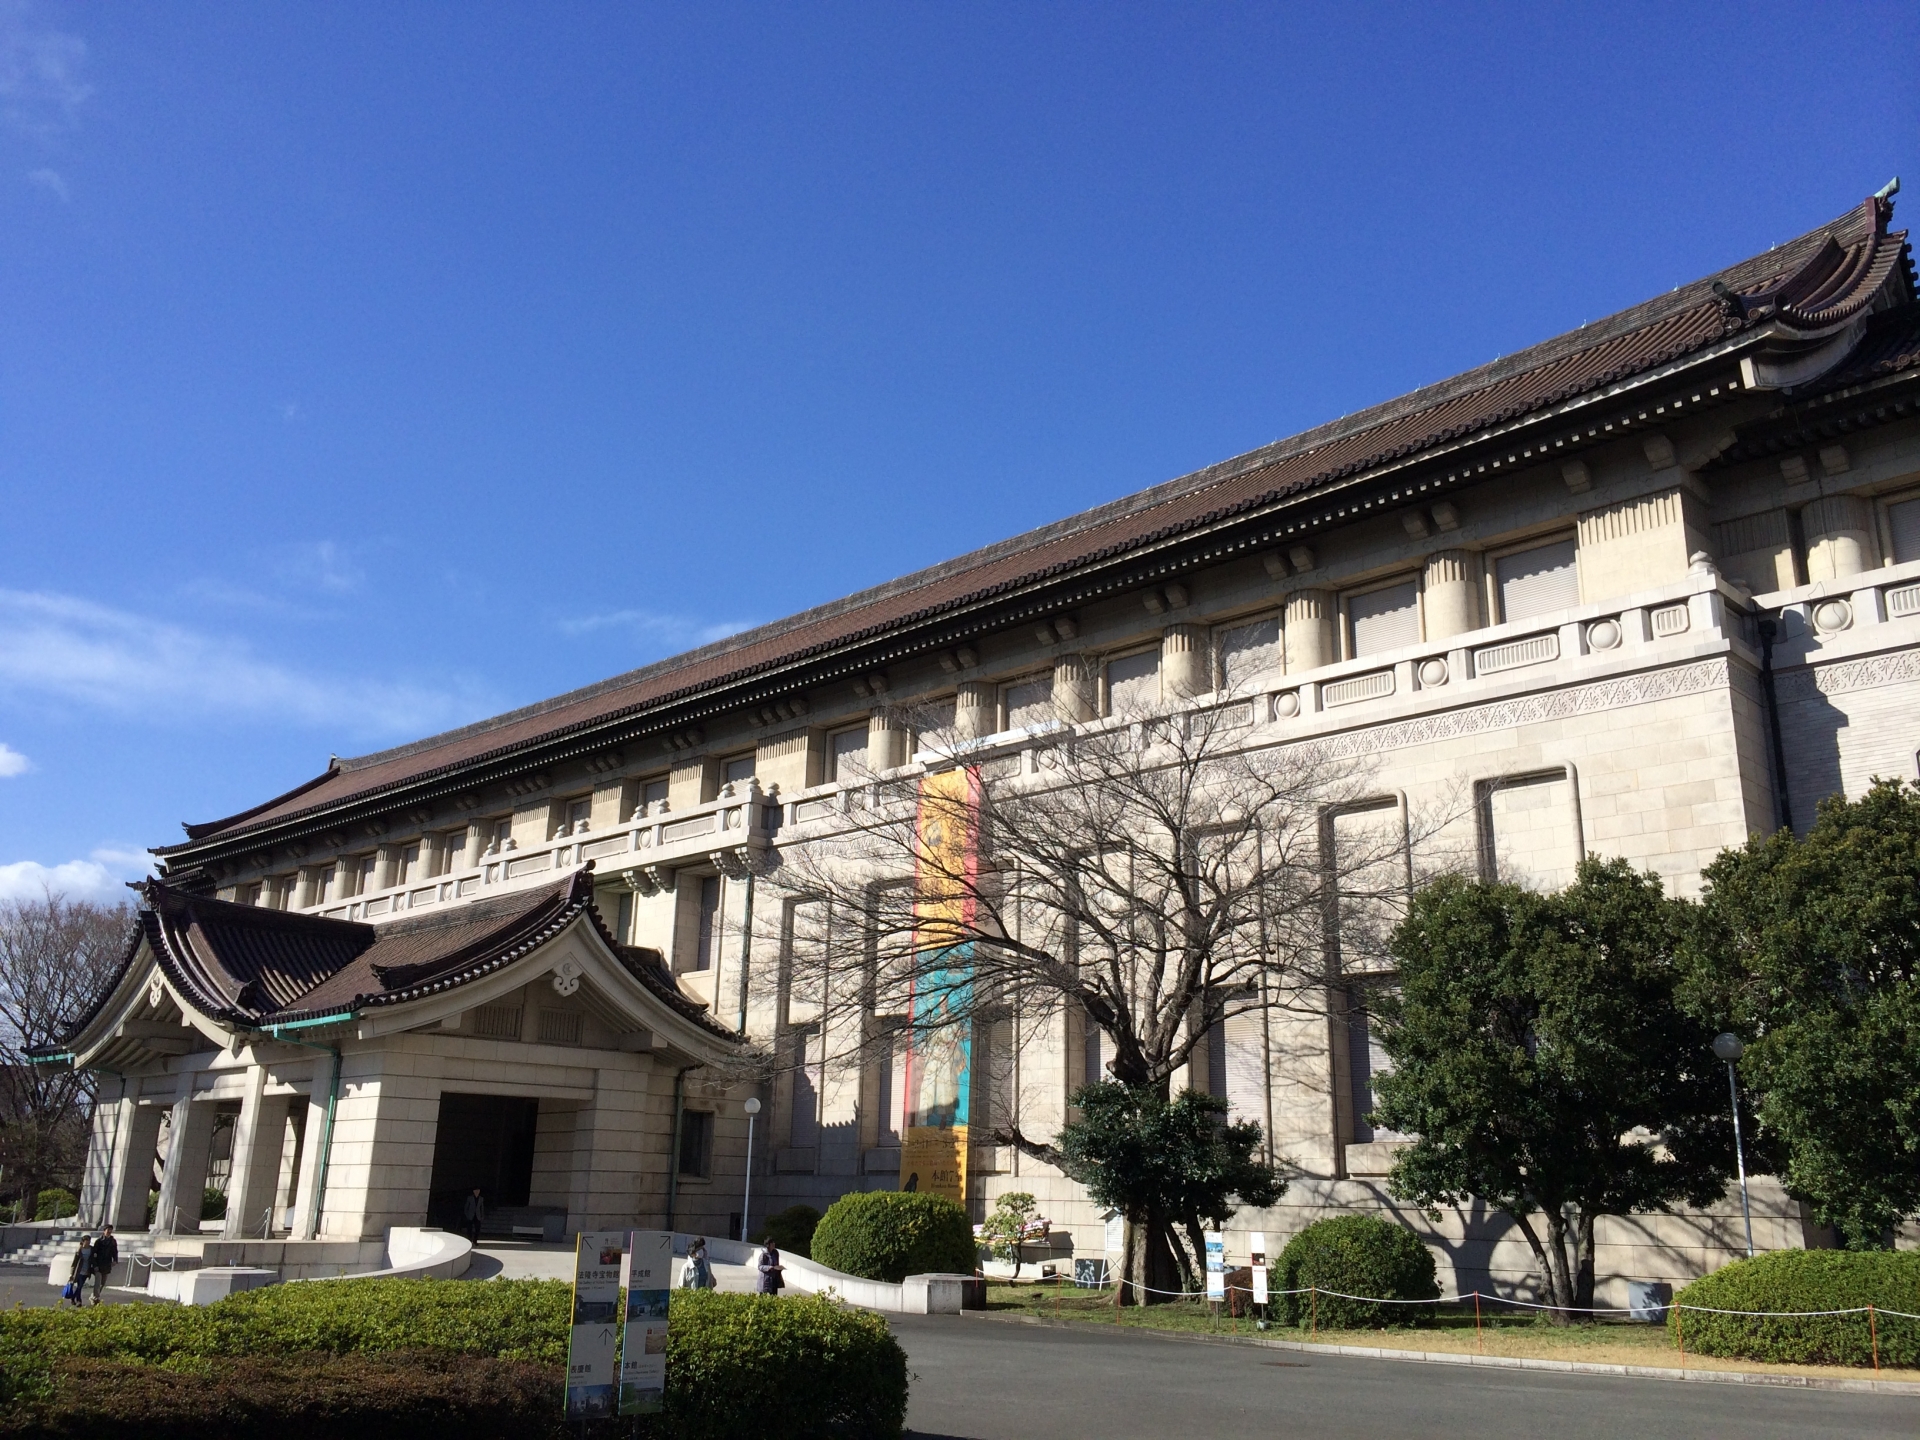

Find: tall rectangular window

[693,875,723,971]
[876,1027,906,1147]
[677,1110,714,1178]
[1348,580,1420,657]
[827,726,869,782]
[723,755,755,787]
[565,797,592,835]
[1495,538,1579,623]
[640,777,669,814]
[1104,649,1161,715]
[790,1030,820,1147]
[1218,614,1283,693]
[1889,496,1920,565]
[1345,986,1406,1143]
[441,831,470,875]
[1004,676,1052,730]
[1084,1014,1108,1088]
[396,844,420,886]
[314,869,333,905]
[356,854,378,896]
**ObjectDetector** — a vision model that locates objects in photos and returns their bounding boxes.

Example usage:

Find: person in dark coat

[65,1236,93,1307]
[461,1188,485,1244]
[88,1226,118,1305]
[757,1241,785,1294]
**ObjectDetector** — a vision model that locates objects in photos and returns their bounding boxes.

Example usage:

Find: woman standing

[682,1237,716,1290]
[63,1236,93,1307]
[756,1240,784,1295]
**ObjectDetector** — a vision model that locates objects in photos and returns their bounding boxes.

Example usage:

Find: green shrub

[810,1191,977,1283]
[32,1190,74,1222]
[0,1351,566,1440]
[661,1291,905,1440]
[201,1188,228,1222]
[1275,1215,1439,1330]
[752,1204,821,1258]
[1671,1250,1920,1368]
[0,1278,574,1368]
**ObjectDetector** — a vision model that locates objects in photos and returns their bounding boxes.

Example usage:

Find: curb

[963,1308,1920,1397]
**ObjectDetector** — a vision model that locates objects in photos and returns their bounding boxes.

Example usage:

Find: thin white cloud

[0,847,148,905]
[0,1,91,139]
[0,741,27,777]
[271,540,363,596]
[559,608,756,648]
[0,588,493,739]
[25,164,64,199]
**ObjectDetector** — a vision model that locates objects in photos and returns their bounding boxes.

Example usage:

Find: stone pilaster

[954,681,995,741]
[1802,494,1874,581]
[1284,590,1335,672]
[1161,624,1210,701]
[868,708,910,772]
[1052,654,1096,722]
[1422,549,1479,640]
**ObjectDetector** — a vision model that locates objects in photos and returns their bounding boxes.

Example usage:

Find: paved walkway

[0,1263,159,1310]
[892,1314,1915,1440]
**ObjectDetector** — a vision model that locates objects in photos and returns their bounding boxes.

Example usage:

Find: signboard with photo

[619,1230,674,1416]
[1204,1230,1225,1302]
[564,1231,625,1419]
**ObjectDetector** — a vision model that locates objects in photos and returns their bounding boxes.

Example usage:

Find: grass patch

[982,1282,1920,1381]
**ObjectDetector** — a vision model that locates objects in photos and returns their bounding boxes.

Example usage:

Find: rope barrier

[1095,1277,1920,1322]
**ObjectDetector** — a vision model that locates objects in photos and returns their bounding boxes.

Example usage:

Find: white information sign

[1250,1231,1269,1306]
[619,1230,674,1416]
[565,1230,625,1419]
[1204,1230,1226,1302]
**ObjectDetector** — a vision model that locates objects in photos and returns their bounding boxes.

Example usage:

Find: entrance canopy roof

[41,866,738,1070]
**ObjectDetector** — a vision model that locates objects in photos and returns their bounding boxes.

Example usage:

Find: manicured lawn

[982,1283,1920,1382]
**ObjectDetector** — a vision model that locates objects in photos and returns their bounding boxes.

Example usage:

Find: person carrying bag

[757,1241,785,1295]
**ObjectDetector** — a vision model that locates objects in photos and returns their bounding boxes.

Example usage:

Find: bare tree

[765,681,1442,1300]
[0,890,133,1215]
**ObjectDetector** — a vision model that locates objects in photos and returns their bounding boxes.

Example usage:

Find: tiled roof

[176,196,1913,848]
[63,869,736,1041]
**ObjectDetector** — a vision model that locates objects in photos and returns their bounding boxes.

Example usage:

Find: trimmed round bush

[1671,1249,1920,1368]
[753,1204,821,1259]
[1276,1215,1439,1330]
[810,1191,977,1283]
[662,1291,906,1440]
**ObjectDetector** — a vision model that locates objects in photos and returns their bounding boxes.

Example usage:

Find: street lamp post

[741,1097,761,1244]
[1713,1033,1756,1258]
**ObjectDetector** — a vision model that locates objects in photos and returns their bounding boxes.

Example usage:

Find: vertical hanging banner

[618,1230,673,1416]
[899,765,981,1205]
[1250,1232,1269,1308]
[1204,1231,1226,1302]
[564,1231,625,1419]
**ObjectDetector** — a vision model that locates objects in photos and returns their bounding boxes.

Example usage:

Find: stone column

[153,1088,216,1235]
[223,1075,280,1244]
[330,856,355,901]
[1422,550,1480,640]
[954,681,995,741]
[457,822,485,872]
[105,1104,164,1231]
[1284,590,1336,672]
[288,1066,334,1240]
[1161,624,1210,701]
[225,1066,291,1238]
[868,707,910,772]
[1802,495,1875,581]
[76,1082,128,1224]
[1052,654,1096,722]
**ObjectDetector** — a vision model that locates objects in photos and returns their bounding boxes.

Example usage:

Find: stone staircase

[1,1227,163,1277]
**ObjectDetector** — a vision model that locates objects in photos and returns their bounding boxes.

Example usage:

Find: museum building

[46,187,1920,1294]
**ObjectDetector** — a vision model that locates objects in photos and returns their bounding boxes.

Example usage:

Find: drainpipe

[257,1015,354,1241]
[664,1064,695,1234]
[1757,616,1795,834]
[734,869,755,1035]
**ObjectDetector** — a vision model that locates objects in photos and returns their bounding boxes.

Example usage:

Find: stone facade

[65,190,1920,1295]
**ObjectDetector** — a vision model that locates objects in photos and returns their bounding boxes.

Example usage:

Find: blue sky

[1,2,1915,901]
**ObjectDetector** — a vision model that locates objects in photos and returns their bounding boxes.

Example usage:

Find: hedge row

[1672,1250,1920,1368]
[0,1280,908,1440]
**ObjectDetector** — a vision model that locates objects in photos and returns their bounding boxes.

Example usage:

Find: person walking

[64,1236,93,1307]
[681,1237,715,1290]
[88,1226,118,1305]
[757,1240,784,1295]
[461,1187,485,1244]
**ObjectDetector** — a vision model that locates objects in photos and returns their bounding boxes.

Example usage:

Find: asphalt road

[0,1261,157,1309]
[892,1314,1916,1440]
